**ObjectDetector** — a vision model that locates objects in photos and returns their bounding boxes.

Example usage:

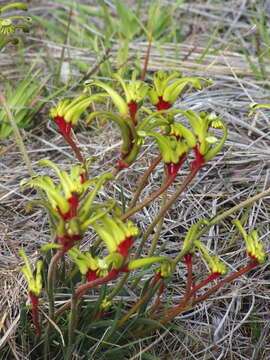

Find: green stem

[116,276,160,329]
[0,90,35,178]
[130,187,167,291]
[194,186,270,243]
[106,273,129,302]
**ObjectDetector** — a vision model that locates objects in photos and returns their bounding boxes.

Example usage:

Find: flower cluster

[23,159,114,251]
[0,2,31,48]
[83,71,224,173]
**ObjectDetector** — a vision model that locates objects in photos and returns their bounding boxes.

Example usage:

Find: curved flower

[137,130,188,179]
[92,215,139,265]
[194,240,227,275]
[85,72,149,125]
[23,160,115,251]
[179,110,227,168]
[50,94,104,138]
[19,250,43,297]
[25,160,91,220]
[148,71,211,110]
[68,248,109,281]
[0,3,31,38]
[233,220,265,264]
[113,72,149,124]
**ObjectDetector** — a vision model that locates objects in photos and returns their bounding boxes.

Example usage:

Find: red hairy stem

[192,260,258,305]
[166,154,186,182]
[184,253,193,299]
[128,101,139,126]
[29,292,41,338]
[133,260,259,339]
[147,274,165,316]
[153,260,258,324]
[55,116,85,165]
[192,145,205,170]
[128,154,162,209]
[121,155,186,221]
[55,269,121,317]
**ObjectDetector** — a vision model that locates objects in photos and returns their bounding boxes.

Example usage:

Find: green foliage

[0,69,48,139]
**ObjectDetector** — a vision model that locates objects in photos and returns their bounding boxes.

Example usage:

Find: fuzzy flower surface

[19,250,43,297]
[50,94,103,137]
[233,220,265,264]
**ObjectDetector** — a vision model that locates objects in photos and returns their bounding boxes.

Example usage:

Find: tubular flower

[179,110,227,168]
[194,240,227,276]
[0,3,28,13]
[68,248,109,282]
[249,103,270,116]
[113,72,149,125]
[19,249,42,337]
[127,257,173,272]
[138,130,188,179]
[180,219,209,257]
[85,73,149,125]
[233,220,266,264]
[25,159,91,220]
[19,250,43,297]
[92,215,139,266]
[84,80,129,118]
[50,94,103,138]
[148,71,211,110]
[23,160,115,251]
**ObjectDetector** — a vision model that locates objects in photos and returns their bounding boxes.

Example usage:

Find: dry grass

[1,0,270,359]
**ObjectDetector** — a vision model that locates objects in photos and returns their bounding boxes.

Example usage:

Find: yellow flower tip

[19,250,43,296]
[247,232,266,264]
[96,258,109,274]
[50,107,58,118]
[100,298,112,309]
[126,220,139,237]
[211,257,227,275]
[0,18,15,34]
[210,119,224,129]
[160,262,172,277]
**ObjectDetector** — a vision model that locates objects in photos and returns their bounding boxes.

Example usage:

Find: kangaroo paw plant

[19,71,266,359]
